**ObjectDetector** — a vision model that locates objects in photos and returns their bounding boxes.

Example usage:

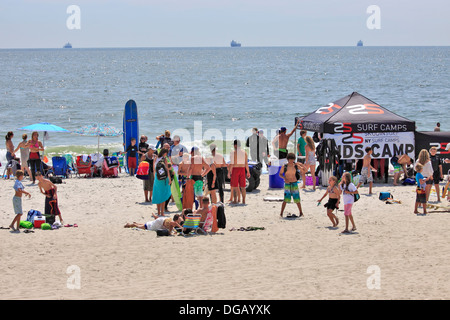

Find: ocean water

[1,46,449,163]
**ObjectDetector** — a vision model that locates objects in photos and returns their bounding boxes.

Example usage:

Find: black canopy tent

[415,131,450,173]
[298,91,416,135]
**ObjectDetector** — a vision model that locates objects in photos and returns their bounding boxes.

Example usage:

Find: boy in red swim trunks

[228,140,250,204]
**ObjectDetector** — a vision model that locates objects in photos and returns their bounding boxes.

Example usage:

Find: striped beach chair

[180,214,202,236]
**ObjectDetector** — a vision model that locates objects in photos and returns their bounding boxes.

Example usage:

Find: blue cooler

[268,159,286,189]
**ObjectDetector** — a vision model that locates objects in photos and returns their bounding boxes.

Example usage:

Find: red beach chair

[76,155,93,178]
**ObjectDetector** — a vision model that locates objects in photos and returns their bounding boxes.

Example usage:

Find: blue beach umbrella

[18,122,70,133]
[73,123,123,153]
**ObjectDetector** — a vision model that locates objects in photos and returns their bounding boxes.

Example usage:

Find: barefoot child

[36,171,64,223]
[339,172,357,233]
[318,176,341,227]
[121,138,138,176]
[414,163,427,214]
[9,170,31,231]
[279,153,304,217]
[356,146,377,195]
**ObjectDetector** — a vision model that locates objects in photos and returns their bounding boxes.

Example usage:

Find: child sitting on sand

[279,153,305,218]
[339,172,357,233]
[414,163,427,215]
[9,170,31,232]
[318,176,341,227]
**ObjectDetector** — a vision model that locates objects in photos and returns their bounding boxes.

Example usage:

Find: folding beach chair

[52,156,69,178]
[63,154,75,177]
[198,206,218,235]
[179,214,202,236]
[75,155,93,178]
[101,156,119,177]
[112,152,125,172]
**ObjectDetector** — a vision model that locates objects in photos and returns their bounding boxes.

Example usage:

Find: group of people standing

[134,129,276,219]
[5,131,63,232]
[414,147,450,214]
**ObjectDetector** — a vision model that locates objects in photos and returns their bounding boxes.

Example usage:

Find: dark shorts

[207,171,218,190]
[279,150,288,159]
[324,198,339,210]
[425,176,434,185]
[416,192,427,204]
[432,171,441,184]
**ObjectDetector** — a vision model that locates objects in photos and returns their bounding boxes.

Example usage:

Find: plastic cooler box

[34,216,46,228]
[268,159,287,189]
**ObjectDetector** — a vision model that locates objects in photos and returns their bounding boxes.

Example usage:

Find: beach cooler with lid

[268,159,287,189]
[34,216,46,228]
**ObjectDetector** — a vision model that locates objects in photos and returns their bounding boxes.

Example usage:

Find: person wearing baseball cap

[276,120,300,159]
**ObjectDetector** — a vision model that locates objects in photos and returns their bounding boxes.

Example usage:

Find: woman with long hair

[27,131,44,184]
[14,134,32,179]
[152,148,172,217]
[5,131,15,179]
[305,135,317,190]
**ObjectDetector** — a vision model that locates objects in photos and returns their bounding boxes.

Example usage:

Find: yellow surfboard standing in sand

[170,172,183,211]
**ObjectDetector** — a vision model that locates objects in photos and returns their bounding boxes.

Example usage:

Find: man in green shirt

[297,130,307,162]
[297,130,307,188]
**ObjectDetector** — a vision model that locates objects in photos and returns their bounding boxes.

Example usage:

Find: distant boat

[230,40,241,47]
[63,42,72,49]
[357,40,363,47]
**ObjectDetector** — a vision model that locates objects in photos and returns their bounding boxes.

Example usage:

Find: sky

[0,0,449,48]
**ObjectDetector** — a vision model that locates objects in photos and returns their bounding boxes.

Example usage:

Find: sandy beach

[1,172,450,300]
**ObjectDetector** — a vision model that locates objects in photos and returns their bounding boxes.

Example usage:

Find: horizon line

[1,44,450,50]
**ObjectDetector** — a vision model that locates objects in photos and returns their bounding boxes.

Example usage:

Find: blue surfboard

[123,99,139,173]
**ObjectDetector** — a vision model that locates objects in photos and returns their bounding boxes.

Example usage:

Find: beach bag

[354,191,360,202]
[43,214,55,226]
[136,161,150,180]
[26,209,42,223]
[216,204,226,229]
[156,229,170,237]
[379,192,393,201]
[402,178,416,186]
[390,156,399,166]
[155,160,168,180]
[20,221,33,229]
[50,176,62,184]
[41,223,52,230]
